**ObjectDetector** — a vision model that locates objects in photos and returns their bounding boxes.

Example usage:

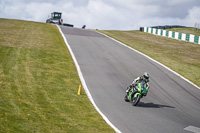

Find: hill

[0,18,114,133]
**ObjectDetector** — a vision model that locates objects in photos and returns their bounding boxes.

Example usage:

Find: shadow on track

[137,102,175,108]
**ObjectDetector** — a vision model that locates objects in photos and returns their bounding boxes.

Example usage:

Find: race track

[59,26,200,133]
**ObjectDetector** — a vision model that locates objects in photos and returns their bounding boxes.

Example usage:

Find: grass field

[0,18,114,133]
[99,30,200,87]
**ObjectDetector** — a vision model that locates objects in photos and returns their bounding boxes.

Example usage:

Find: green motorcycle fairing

[128,81,148,100]
[134,82,147,98]
[128,88,134,100]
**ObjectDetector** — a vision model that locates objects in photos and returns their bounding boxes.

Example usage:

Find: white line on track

[57,25,121,133]
[184,126,200,133]
[97,31,200,91]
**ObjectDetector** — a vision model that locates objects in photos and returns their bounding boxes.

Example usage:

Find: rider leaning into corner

[125,72,150,100]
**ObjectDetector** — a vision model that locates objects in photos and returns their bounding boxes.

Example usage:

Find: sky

[0,0,200,30]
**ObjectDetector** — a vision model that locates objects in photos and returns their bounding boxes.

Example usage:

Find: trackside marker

[57,25,121,133]
[184,126,200,133]
[78,85,82,95]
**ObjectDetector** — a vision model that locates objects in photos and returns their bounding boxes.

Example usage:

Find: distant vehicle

[46,12,63,25]
[46,12,74,27]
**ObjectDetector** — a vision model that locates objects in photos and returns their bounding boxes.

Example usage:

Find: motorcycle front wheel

[131,93,141,106]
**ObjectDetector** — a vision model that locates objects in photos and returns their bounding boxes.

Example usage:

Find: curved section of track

[59,26,200,133]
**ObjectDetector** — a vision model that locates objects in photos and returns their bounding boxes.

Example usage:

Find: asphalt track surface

[59,26,200,133]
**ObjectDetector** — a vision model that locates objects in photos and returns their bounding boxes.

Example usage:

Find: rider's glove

[133,82,137,86]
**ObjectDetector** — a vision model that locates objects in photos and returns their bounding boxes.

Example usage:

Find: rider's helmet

[143,72,149,80]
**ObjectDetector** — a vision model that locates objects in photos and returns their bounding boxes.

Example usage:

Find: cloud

[183,6,200,26]
[0,0,200,30]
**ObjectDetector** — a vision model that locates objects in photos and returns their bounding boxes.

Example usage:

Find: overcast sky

[1,0,200,30]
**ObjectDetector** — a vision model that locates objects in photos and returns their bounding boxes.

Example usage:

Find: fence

[144,27,200,44]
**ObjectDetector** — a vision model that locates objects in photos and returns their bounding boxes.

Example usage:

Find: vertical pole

[78,85,82,95]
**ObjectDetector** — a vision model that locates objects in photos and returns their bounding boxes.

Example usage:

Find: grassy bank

[0,18,114,133]
[99,30,200,87]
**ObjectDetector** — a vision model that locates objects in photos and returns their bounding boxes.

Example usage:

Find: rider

[126,72,150,96]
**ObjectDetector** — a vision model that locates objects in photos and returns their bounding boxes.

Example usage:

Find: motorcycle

[124,81,148,106]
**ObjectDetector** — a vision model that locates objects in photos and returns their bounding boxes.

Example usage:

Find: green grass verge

[0,18,114,133]
[99,30,200,87]
[166,28,200,36]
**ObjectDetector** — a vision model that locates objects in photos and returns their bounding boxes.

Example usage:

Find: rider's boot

[126,87,130,96]
[124,88,130,102]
